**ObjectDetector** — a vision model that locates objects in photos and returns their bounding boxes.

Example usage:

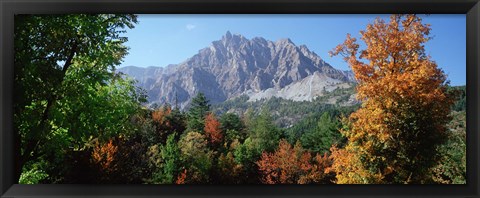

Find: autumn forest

[14,14,466,184]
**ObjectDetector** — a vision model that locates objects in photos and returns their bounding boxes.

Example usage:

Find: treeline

[19,89,465,184]
[214,95,360,153]
[21,92,346,184]
[212,85,358,128]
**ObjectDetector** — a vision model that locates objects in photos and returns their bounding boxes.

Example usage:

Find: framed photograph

[1,0,479,197]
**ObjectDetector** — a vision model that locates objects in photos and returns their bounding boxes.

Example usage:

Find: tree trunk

[13,40,78,183]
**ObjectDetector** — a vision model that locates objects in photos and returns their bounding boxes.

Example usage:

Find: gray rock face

[341,70,356,82]
[245,71,352,102]
[118,31,354,109]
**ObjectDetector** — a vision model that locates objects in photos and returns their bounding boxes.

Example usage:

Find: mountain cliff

[119,31,355,109]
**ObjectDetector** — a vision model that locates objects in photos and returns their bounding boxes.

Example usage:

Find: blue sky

[120,14,466,86]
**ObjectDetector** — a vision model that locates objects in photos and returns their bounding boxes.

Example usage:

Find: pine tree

[300,112,341,153]
[159,133,181,184]
[165,108,187,138]
[187,92,211,132]
[220,113,245,143]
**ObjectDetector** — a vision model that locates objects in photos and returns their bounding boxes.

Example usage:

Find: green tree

[186,93,211,132]
[300,112,341,153]
[18,160,49,184]
[14,14,139,183]
[177,131,213,183]
[233,137,259,183]
[165,108,187,138]
[448,86,466,112]
[161,133,182,183]
[432,111,466,184]
[131,108,158,146]
[220,113,245,143]
[247,109,281,153]
[233,109,281,183]
[148,133,181,184]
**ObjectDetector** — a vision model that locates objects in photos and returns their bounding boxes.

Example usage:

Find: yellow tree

[328,14,455,184]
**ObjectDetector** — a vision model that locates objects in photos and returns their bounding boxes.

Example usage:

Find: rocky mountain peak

[225,30,232,39]
[119,33,354,109]
[221,31,247,47]
[276,38,295,46]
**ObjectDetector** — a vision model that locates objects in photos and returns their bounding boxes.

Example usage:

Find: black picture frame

[1,0,479,197]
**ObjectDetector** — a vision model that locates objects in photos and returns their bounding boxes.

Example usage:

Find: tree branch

[62,40,78,74]
[19,38,79,176]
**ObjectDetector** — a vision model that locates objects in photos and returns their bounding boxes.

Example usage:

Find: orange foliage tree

[176,169,187,184]
[152,105,172,126]
[92,139,118,172]
[217,152,244,184]
[204,113,223,146]
[328,14,455,184]
[256,139,333,184]
[152,105,173,143]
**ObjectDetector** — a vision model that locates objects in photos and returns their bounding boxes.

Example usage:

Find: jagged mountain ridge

[119,31,355,109]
